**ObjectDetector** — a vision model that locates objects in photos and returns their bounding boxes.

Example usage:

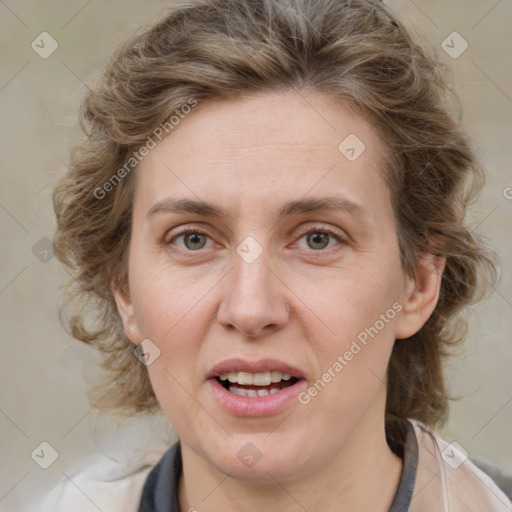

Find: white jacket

[30,418,511,511]
[408,421,511,511]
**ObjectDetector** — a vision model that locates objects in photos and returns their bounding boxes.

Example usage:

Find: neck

[178,408,403,511]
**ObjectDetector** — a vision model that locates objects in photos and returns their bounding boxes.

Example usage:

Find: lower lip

[207,378,307,417]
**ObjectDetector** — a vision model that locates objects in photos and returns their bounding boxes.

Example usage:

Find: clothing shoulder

[24,413,175,512]
[408,419,512,512]
[33,451,155,512]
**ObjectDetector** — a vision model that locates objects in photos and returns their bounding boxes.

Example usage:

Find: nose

[217,252,290,338]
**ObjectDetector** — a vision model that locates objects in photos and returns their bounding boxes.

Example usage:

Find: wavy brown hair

[53,0,498,426]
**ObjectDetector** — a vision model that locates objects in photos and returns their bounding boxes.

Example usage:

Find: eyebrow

[146,196,369,223]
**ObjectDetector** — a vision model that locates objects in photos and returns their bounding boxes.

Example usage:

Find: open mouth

[216,371,300,398]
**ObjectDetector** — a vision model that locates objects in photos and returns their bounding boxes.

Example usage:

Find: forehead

[133,91,393,227]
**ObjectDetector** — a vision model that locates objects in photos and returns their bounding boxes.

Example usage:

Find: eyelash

[165,225,346,256]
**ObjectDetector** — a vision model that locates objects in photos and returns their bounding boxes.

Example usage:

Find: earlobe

[395,252,446,340]
[111,281,142,345]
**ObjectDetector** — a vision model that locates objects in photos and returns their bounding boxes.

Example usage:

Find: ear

[394,252,446,340]
[111,281,142,345]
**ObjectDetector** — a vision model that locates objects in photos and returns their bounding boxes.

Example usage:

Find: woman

[43,0,511,510]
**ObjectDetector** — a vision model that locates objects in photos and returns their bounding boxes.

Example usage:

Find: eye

[165,225,345,254]
[294,226,345,252]
[167,229,214,251]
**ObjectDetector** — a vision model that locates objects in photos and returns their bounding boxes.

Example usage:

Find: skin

[113,90,445,511]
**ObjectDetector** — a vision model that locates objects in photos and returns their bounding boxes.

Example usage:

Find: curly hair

[53,0,498,426]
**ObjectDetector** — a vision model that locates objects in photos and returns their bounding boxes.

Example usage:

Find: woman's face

[115,91,439,483]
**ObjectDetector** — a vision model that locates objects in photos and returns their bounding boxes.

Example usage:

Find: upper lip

[206,358,306,380]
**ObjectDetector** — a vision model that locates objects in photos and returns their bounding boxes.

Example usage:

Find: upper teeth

[219,371,292,386]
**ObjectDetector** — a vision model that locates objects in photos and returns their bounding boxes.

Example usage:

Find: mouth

[206,358,307,416]
[216,371,300,397]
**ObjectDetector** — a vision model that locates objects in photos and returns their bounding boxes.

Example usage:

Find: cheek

[128,259,217,404]
[296,258,402,403]
[130,256,213,340]
[130,265,213,427]
[297,260,401,350]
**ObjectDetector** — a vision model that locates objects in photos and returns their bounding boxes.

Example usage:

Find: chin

[201,432,315,484]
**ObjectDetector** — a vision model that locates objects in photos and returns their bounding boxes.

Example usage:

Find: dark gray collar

[137,419,418,512]
[388,418,419,512]
[137,441,181,512]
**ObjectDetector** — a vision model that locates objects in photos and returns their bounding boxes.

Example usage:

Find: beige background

[1,0,511,510]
